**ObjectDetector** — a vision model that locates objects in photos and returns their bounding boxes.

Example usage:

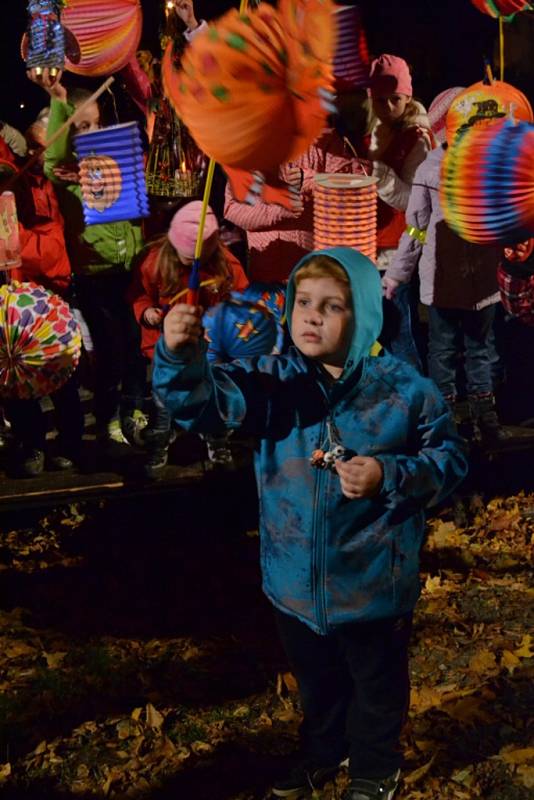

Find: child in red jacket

[128,200,248,477]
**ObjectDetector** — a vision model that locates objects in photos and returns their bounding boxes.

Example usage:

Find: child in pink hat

[360,54,434,369]
[128,200,248,477]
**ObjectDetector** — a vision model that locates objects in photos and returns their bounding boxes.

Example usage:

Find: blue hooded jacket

[153,247,467,634]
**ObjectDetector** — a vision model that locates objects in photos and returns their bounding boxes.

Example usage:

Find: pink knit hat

[168,200,219,258]
[428,87,465,144]
[368,54,412,98]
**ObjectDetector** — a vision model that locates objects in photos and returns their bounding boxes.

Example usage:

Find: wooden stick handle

[1,76,115,192]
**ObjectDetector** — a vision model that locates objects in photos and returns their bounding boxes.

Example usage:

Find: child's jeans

[427,304,496,398]
[274,608,412,779]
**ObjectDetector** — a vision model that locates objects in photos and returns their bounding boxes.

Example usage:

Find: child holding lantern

[128,200,248,477]
[27,67,148,447]
[152,246,467,800]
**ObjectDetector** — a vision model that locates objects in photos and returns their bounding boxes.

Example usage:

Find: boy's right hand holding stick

[163,303,203,352]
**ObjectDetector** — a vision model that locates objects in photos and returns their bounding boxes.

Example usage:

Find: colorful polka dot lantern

[0,282,81,400]
[313,174,378,261]
[162,0,335,172]
[62,0,142,77]
[24,0,65,72]
[445,80,533,144]
[74,122,150,225]
[203,283,286,362]
[470,0,532,19]
[332,4,370,93]
[440,119,534,245]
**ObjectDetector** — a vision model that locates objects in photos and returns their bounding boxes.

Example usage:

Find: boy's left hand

[335,456,383,499]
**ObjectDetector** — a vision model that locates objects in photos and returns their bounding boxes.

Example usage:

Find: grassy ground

[0,474,532,799]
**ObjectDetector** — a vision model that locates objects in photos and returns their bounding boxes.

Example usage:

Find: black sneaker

[272,761,341,798]
[343,770,400,800]
[19,449,45,478]
[143,447,169,480]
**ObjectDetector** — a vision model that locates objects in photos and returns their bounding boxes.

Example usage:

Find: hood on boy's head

[285,247,383,375]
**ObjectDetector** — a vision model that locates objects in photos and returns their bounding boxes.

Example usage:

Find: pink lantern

[332,4,370,93]
[313,174,378,261]
[0,192,22,272]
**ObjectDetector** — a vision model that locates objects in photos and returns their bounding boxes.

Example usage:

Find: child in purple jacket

[383,88,508,444]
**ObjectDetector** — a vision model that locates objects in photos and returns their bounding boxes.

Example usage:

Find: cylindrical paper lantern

[313,174,378,260]
[74,122,150,225]
[163,1,334,172]
[0,193,22,271]
[446,80,533,144]
[145,103,204,199]
[24,0,65,72]
[0,282,81,400]
[470,0,531,19]
[332,4,370,93]
[62,0,142,76]
[440,119,534,245]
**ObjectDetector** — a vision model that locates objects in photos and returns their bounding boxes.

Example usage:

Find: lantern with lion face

[74,122,150,225]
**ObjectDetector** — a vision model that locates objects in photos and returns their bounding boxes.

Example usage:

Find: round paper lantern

[24,0,65,72]
[0,282,81,400]
[203,284,286,362]
[446,80,533,144]
[332,4,370,93]
[470,0,532,19]
[61,0,142,77]
[163,0,334,172]
[440,119,534,245]
[74,122,150,225]
[313,174,378,260]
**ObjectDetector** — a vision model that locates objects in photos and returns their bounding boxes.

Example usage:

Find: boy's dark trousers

[274,608,412,779]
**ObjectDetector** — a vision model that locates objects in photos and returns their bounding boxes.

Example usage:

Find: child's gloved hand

[163,303,203,353]
[382,275,400,300]
[335,456,384,499]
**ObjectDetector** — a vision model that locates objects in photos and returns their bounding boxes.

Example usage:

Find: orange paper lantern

[445,80,533,144]
[313,174,378,261]
[163,0,335,172]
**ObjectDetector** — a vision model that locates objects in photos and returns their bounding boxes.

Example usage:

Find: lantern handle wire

[499,15,505,82]
[1,76,115,194]
[185,0,249,307]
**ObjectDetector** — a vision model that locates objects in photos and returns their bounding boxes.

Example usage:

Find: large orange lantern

[162,0,335,172]
[445,80,533,144]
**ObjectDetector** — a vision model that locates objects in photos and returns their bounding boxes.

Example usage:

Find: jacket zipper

[311,416,329,635]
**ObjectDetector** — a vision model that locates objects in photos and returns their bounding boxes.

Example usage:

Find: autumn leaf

[514,634,533,659]
[145,703,164,730]
[468,649,498,675]
[500,649,521,675]
[404,751,438,785]
[498,746,534,765]
[442,695,495,726]
[0,763,11,783]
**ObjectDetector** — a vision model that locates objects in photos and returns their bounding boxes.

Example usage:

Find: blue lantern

[73,122,150,226]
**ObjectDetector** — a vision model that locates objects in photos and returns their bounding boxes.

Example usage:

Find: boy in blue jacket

[153,248,467,800]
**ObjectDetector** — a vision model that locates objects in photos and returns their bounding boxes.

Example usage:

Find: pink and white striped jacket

[224,129,360,283]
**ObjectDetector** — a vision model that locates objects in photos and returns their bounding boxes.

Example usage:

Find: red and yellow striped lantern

[313,174,378,260]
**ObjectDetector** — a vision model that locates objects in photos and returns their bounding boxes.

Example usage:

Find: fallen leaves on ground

[0,492,532,799]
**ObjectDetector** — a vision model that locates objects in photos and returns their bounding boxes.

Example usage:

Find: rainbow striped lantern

[313,174,378,260]
[0,282,81,400]
[24,0,65,72]
[332,4,370,93]
[74,122,150,226]
[62,0,142,76]
[470,0,532,19]
[440,119,534,245]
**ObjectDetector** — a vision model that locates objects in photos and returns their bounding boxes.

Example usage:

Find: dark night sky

[0,1,530,131]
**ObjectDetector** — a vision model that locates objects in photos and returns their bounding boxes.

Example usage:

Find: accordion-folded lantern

[162,0,335,173]
[313,174,378,261]
[74,122,150,225]
[332,4,370,93]
[0,282,81,400]
[470,0,532,19]
[445,80,533,144]
[61,0,142,76]
[440,119,534,245]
